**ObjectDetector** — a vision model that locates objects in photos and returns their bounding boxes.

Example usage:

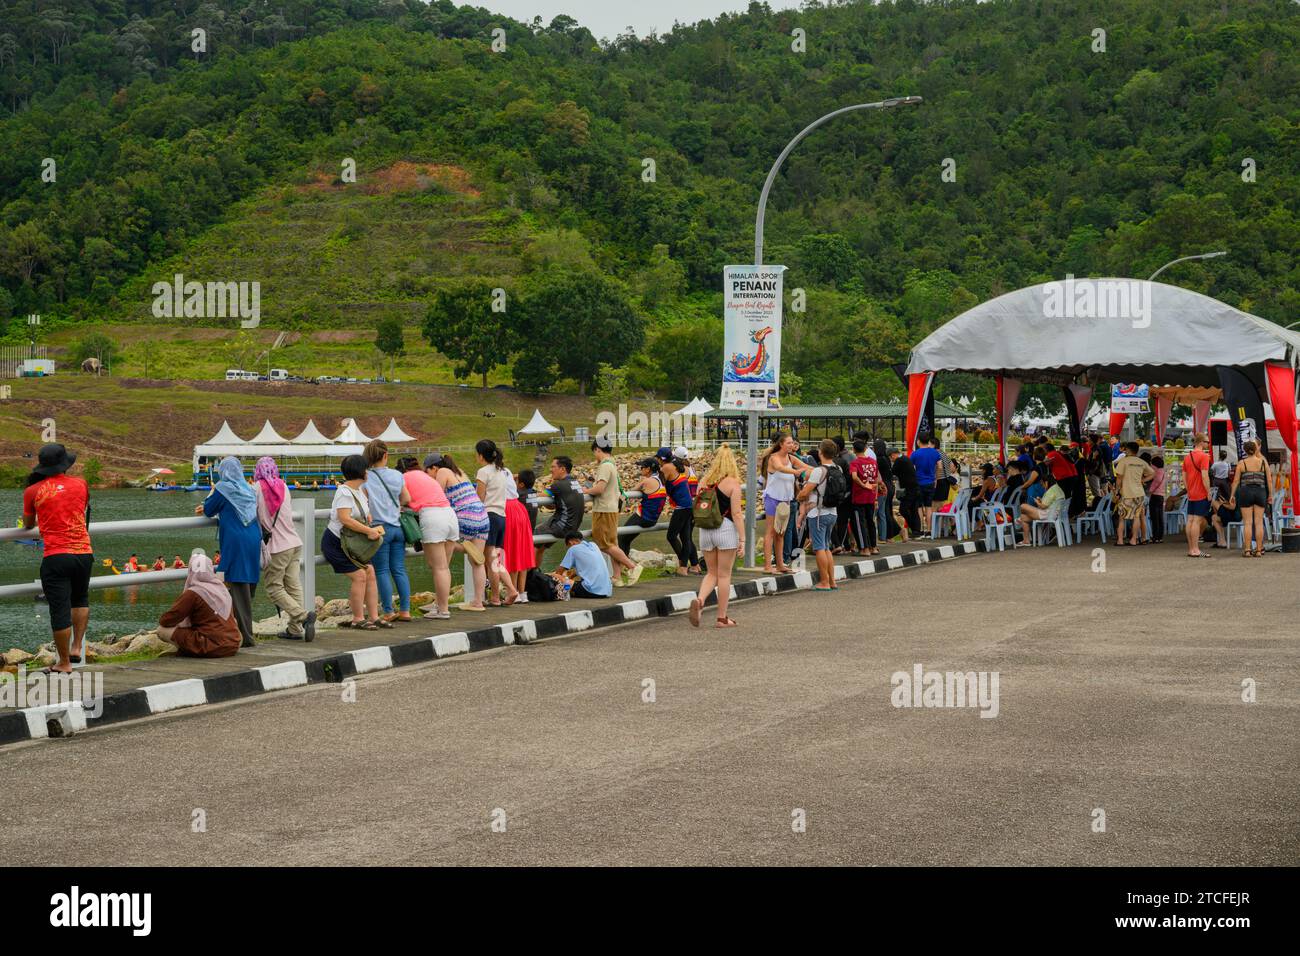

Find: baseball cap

[673,445,689,459]
[654,447,672,462]
[422,452,444,469]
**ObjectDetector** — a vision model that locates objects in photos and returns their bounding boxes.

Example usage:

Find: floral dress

[446,479,489,541]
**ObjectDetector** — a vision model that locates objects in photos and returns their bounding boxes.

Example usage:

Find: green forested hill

[1,0,1297,410]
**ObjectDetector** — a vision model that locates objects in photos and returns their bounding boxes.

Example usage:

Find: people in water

[151,555,165,570]
[123,553,140,572]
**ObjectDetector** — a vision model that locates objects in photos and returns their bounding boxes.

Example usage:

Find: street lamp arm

[1148,250,1227,282]
[753,97,921,266]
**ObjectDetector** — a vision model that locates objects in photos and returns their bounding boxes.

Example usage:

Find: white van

[270,368,289,381]
[225,369,243,381]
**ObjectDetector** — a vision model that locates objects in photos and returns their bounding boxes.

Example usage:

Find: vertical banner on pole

[1153,394,1174,446]
[1193,400,1212,437]
[1064,384,1092,443]
[997,376,1021,464]
[904,372,935,453]
[1217,366,1269,457]
[1107,412,1128,437]
[1264,362,1299,516]
[720,265,784,412]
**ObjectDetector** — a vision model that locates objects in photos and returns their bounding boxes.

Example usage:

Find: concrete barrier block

[431,632,471,657]
[351,646,394,673]
[257,661,308,691]
[144,678,206,714]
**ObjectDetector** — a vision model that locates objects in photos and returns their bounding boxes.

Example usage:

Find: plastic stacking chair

[985,514,1017,551]
[971,487,1005,529]
[930,486,973,540]
[1073,494,1110,543]
[1031,499,1072,547]
[1165,496,1189,536]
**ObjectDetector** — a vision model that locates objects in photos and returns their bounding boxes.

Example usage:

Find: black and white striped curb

[0,540,986,745]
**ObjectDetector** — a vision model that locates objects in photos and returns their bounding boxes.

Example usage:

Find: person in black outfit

[535,456,586,566]
[832,436,855,552]
[873,439,899,542]
[890,448,920,540]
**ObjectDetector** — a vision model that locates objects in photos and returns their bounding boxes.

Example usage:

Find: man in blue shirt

[910,433,942,532]
[559,531,612,598]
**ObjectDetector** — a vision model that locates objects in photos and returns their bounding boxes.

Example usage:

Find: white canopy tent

[291,420,333,444]
[517,409,560,435]
[376,418,416,443]
[334,419,371,443]
[248,420,288,444]
[676,397,714,417]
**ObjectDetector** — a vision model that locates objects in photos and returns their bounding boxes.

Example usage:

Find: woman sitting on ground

[157,552,241,658]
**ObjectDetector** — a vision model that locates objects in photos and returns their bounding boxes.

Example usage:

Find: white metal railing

[0,489,672,605]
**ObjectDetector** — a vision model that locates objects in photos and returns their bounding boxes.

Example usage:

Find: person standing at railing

[660,456,698,576]
[502,468,536,602]
[474,439,520,607]
[397,455,456,620]
[156,552,241,658]
[622,458,665,553]
[196,456,262,647]
[364,440,414,624]
[255,456,314,641]
[22,443,93,674]
[534,456,585,569]
[321,454,384,629]
[428,452,489,612]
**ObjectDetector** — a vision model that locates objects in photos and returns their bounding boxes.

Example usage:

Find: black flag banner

[1216,366,1269,457]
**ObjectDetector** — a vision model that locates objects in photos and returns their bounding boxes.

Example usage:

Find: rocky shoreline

[2,549,682,673]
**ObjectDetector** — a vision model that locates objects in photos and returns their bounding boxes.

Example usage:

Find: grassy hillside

[0,376,673,484]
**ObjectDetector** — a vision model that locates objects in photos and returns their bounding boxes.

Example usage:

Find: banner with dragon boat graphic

[720,264,784,411]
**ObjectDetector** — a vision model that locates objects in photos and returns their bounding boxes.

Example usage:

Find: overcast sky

[484,1,757,42]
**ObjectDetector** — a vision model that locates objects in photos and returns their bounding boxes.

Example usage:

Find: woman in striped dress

[429,453,489,611]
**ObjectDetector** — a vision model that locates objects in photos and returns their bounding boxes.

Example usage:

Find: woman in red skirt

[503,471,537,600]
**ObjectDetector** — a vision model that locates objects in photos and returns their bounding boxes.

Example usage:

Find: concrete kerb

[0,540,989,746]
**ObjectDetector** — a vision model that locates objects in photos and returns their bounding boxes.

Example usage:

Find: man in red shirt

[848,439,882,555]
[1182,433,1213,557]
[21,444,93,673]
[1043,443,1081,517]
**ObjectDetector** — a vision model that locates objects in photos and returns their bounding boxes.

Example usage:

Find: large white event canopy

[192,417,415,472]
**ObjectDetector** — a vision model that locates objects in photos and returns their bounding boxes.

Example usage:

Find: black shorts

[918,483,935,502]
[321,529,360,574]
[486,511,506,548]
[1237,485,1267,509]
[40,553,93,632]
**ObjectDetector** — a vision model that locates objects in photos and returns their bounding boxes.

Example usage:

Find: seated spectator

[1018,474,1065,546]
[535,456,586,566]
[156,552,242,658]
[557,530,611,598]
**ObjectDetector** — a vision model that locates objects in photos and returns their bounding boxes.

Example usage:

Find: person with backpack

[798,439,846,590]
[688,444,743,628]
[831,436,857,554]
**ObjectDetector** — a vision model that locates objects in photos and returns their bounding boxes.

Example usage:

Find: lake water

[0,488,459,653]
[1,488,671,654]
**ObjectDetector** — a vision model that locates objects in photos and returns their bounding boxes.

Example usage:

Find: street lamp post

[1148,250,1227,282]
[742,96,922,568]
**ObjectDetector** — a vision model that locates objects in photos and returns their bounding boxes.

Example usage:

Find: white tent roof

[204,421,246,446]
[676,397,714,416]
[907,279,1300,387]
[248,420,288,444]
[517,409,560,435]
[291,420,333,444]
[376,418,416,443]
[335,419,370,443]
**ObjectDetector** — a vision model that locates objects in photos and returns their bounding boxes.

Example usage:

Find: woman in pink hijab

[254,455,314,641]
[157,552,242,657]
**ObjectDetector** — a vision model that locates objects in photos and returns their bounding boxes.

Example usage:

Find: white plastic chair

[930,486,973,540]
[1032,499,1072,547]
[1165,496,1189,535]
[986,515,1017,551]
[1073,494,1110,543]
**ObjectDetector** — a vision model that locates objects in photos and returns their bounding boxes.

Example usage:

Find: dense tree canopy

[0,0,1296,408]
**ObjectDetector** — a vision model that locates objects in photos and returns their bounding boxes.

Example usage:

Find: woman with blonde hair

[688,445,744,629]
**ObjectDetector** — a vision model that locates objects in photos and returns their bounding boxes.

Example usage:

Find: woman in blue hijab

[194,456,262,647]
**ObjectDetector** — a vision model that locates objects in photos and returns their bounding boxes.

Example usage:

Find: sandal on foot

[715,617,738,628]
[688,598,701,628]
